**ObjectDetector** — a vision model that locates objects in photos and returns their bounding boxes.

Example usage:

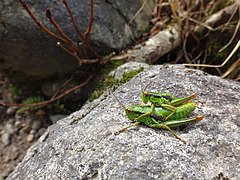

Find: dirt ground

[0,105,52,178]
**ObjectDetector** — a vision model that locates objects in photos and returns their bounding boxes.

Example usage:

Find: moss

[88,75,115,101]
[118,67,144,85]
[10,84,23,98]
[88,65,144,102]
[52,101,72,114]
[17,96,45,114]
[88,60,122,102]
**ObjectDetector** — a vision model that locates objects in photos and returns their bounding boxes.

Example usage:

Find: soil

[0,107,52,178]
[0,80,54,178]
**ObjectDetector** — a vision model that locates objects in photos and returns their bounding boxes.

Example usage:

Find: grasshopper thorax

[143,91,175,105]
[141,81,175,105]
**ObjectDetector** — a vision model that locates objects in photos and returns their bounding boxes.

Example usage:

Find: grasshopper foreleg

[133,104,155,121]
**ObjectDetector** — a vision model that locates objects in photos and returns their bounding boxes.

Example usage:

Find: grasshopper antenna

[139,73,153,93]
[143,81,153,92]
[140,73,143,93]
[112,92,126,110]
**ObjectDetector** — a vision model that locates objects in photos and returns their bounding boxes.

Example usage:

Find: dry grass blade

[221,58,240,78]
[183,38,240,68]
[219,9,240,52]
[129,0,145,24]
[182,2,240,78]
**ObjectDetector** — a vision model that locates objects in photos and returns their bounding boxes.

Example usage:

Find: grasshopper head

[141,81,153,103]
[149,92,175,105]
[142,91,149,103]
[113,93,142,121]
[125,105,144,121]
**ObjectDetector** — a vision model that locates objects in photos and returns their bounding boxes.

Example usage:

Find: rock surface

[7,62,240,179]
[0,0,154,82]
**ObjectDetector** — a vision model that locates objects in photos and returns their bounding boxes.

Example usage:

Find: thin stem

[19,0,67,44]
[0,75,93,108]
[83,0,94,45]
[46,9,79,53]
[62,0,84,40]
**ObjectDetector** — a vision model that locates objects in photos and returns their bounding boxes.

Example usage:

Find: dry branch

[19,0,99,65]
[123,25,181,64]
[194,3,239,33]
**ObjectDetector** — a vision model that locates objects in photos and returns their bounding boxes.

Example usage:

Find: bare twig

[194,3,239,33]
[62,0,90,57]
[219,10,240,52]
[19,0,100,65]
[83,0,94,45]
[0,75,94,108]
[62,0,84,40]
[19,0,67,44]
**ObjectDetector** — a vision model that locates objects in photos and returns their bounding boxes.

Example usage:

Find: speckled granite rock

[7,62,240,179]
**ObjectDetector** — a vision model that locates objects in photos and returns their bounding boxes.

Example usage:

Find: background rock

[7,62,240,179]
[0,0,154,82]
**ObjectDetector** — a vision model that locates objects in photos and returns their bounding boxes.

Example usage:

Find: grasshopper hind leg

[161,125,186,142]
[149,123,186,142]
[115,122,141,135]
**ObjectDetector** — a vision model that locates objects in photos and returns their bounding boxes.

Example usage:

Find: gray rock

[7,63,240,179]
[49,114,68,124]
[0,0,154,82]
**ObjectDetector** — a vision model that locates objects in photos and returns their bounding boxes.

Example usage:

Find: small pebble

[35,109,46,116]
[1,133,11,146]
[4,123,15,134]
[26,133,34,142]
[14,120,22,129]
[6,107,18,115]
[15,113,22,121]
[31,120,42,131]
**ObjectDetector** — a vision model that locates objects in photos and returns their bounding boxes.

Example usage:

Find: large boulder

[0,0,154,82]
[7,62,240,179]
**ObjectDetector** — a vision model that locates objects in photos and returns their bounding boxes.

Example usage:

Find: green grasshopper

[114,93,203,141]
[138,80,197,121]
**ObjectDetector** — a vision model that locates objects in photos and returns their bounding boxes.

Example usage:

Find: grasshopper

[113,93,203,141]
[138,80,197,121]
